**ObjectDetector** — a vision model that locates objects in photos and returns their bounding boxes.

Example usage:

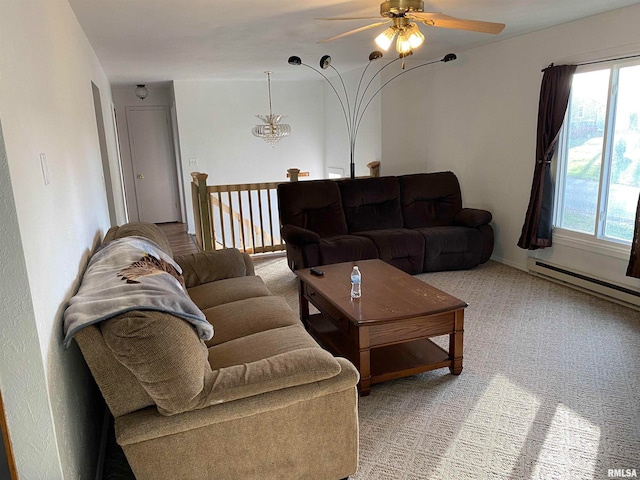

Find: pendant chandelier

[252,71,291,146]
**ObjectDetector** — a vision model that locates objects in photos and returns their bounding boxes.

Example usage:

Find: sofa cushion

[278,180,348,238]
[318,235,378,266]
[209,324,327,368]
[202,296,301,347]
[354,229,425,275]
[399,172,463,228]
[417,226,483,271]
[338,177,403,232]
[103,222,173,257]
[187,275,272,310]
[176,249,248,288]
[101,310,210,416]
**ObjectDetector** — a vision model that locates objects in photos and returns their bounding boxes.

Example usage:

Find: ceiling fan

[318,0,505,56]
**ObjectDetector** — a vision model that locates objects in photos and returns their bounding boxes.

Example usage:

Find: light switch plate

[40,153,50,185]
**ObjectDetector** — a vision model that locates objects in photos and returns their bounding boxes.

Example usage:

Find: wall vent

[527,258,640,310]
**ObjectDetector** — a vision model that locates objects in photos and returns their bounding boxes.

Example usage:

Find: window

[555,60,640,244]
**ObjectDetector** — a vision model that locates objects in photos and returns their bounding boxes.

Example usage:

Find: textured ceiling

[68,0,640,83]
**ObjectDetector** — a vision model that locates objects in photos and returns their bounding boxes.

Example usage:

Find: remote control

[310,268,324,277]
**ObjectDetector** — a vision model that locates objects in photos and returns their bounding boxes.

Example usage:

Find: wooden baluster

[248,187,256,254]
[268,186,275,249]
[216,189,226,249]
[237,188,246,253]
[258,185,267,251]
[227,190,236,249]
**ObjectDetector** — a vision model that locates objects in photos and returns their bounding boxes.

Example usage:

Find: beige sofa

[73,222,359,480]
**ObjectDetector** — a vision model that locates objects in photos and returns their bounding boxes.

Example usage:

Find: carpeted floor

[252,256,640,480]
[106,256,640,479]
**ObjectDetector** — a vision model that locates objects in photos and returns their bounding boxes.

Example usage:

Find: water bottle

[350,266,361,299]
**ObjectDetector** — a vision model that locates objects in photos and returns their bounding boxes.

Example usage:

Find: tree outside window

[555,61,640,244]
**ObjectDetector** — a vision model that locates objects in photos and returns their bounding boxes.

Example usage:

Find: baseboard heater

[527,258,640,310]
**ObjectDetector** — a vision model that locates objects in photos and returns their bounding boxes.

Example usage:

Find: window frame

[553,58,640,248]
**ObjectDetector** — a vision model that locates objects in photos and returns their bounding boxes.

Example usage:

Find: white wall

[0,0,122,477]
[173,70,382,233]
[173,79,326,233]
[381,4,640,292]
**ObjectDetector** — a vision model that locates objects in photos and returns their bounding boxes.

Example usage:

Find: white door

[127,107,181,223]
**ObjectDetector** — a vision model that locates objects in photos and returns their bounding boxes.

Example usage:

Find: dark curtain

[518,64,577,250]
[626,193,640,278]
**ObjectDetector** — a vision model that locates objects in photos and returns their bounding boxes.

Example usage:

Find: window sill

[551,228,631,261]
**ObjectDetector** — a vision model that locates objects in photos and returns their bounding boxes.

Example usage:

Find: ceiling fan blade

[317,20,391,43]
[316,16,384,21]
[409,12,505,34]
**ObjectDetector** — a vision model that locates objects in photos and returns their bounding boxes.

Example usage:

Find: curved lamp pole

[288,52,457,179]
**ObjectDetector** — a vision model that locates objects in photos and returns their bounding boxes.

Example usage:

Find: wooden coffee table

[296,259,467,396]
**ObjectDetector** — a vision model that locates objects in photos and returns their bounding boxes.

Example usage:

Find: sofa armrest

[115,357,359,445]
[281,224,320,245]
[174,347,343,415]
[454,208,492,228]
[175,249,254,289]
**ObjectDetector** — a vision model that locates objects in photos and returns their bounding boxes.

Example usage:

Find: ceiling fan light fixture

[375,27,396,51]
[317,0,504,58]
[407,23,425,48]
[395,29,413,54]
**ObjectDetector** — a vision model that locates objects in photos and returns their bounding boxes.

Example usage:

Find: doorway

[125,106,181,224]
[91,82,117,226]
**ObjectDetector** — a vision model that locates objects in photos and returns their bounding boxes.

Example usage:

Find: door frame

[0,390,18,480]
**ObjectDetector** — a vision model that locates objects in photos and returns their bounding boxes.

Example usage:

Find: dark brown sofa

[277,171,493,274]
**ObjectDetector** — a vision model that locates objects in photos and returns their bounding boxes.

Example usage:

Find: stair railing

[191,163,380,254]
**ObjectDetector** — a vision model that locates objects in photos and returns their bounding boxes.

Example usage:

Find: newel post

[191,172,213,251]
[367,161,380,178]
[287,168,300,182]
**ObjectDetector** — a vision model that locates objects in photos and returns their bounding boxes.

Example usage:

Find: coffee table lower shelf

[305,313,454,393]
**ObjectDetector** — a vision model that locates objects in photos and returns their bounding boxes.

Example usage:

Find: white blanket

[63,236,212,348]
